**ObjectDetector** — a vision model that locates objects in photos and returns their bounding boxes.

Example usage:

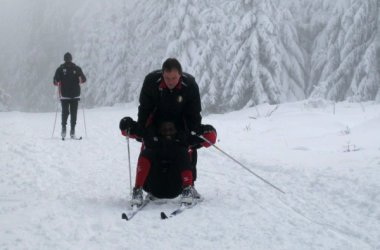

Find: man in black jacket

[53,52,86,139]
[120,58,216,206]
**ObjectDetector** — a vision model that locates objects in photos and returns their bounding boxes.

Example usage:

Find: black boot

[61,126,66,139]
[70,127,75,138]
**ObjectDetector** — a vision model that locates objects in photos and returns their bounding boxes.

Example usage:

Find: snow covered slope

[1,101,379,249]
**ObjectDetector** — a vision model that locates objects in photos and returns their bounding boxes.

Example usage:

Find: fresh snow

[1,101,380,249]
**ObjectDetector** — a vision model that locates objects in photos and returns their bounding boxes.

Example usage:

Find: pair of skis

[62,136,82,141]
[121,199,199,221]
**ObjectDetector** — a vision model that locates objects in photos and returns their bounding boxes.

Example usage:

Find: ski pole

[126,129,133,197]
[196,133,285,194]
[51,85,60,138]
[81,86,88,137]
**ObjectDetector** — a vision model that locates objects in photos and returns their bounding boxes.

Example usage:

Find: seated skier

[119,117,217,206]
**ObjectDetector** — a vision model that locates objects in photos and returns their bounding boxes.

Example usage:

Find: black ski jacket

[53,62,86,98]
[137,70,202,136]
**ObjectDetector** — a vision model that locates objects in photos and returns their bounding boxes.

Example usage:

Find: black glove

[196,124,216,135]
[119,117,136,132]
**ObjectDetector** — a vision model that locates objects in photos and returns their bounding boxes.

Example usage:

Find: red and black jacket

[137,70,202,137]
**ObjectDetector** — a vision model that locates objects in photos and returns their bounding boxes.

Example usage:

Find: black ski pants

[61,99,79,128]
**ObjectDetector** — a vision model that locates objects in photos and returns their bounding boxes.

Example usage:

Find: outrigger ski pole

[196,133,286,194]
[126,129,133,197]
[51,85,60,138]
[81,85,88,137]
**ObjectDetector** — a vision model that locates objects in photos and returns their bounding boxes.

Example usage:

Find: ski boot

[61,126,66,139]
[131,187,143,207]
[70,127,75,139]
[180,186,196,205]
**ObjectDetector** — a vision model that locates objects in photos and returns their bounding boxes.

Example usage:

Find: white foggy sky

[0,0,30,51]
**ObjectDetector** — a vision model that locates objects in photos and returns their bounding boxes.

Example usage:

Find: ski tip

[121,213,129,221]
[160,212,168,220]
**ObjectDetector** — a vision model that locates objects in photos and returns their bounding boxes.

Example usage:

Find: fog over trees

[0,0,379,112]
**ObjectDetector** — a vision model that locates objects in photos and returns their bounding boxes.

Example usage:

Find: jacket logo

[177,96,183,103]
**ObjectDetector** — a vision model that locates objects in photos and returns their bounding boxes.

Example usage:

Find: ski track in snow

[1,102,380,250]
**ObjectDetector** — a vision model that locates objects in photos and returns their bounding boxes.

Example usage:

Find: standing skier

[119,58,216,206]
[53,52,86,139]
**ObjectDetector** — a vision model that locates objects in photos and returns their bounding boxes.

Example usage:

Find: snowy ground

[1,101,380,250]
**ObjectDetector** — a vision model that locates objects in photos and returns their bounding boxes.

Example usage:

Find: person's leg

[61,100,70,138]
[69,99,79,137]
[189,148,198,182]
[174,147,193,187]
[188,148,201,198]
[175,146,201,203]
[131,148,154,206]
[135,155,152,188]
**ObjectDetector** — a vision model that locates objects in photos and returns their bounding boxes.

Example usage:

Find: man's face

[159,121,177,139]
[163,70,181,89]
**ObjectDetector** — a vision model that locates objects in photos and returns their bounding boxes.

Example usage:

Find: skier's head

[158,121,177,139]
[162,58,182,89]
[64,52,72,62]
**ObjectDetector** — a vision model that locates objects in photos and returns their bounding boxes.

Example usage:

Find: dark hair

[162,58,182,75]
[64,52,72,62]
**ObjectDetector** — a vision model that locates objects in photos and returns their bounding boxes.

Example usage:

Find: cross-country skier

[53,52,86,139]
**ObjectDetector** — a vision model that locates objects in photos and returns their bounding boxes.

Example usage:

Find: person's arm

[137,73,158,129]
[184,79,202,133]
[53,67,61,86]
[77,66,86,83]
